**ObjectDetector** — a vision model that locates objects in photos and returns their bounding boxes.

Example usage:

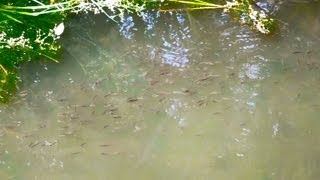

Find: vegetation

[0,0,276,103]
[159,0,276,34]
[0,0,67,103]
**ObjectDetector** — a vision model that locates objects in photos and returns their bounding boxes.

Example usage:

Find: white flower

[54,22,65,36]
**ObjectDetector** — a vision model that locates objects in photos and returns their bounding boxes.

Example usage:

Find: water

[1,2,320,179]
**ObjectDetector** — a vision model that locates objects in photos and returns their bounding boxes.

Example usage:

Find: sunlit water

[1,2,320,179]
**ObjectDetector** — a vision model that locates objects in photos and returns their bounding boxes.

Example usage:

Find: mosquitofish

[99,144,111,147]
[109,107,118,112]
[197,100,207,106]
[112,115,121,119]
[57,97,67,102]
[101,110,108,115]
[196,74,220,82]
[29,141,40,148]
[103,125,109,128]
[293,51,303,54]
[94,78,108,85]
[104,93,112,97]
[127,97,139,102]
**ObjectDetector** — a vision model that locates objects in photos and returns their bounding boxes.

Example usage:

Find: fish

[127,97,140,102]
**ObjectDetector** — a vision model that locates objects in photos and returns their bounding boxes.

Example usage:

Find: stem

[1,2,72,10]
[0,65,8,76]
[160,6,226,12]
[167,0,226,8]
[0,5,74,16]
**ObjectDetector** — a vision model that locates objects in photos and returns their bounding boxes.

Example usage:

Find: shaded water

[1,2,320,179]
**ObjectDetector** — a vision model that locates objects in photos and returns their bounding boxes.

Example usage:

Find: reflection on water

[1,2,320,179]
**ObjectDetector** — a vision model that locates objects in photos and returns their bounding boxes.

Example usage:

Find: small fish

[127,97,139,102]
[80,104,90,108]
[197,100,207,106]
[103,125,109,128]
[99,144,111,147]
[109,107,118,112]
[101,109,108,115]
[112,115,121,119]
[149,80,159,85]
[91,95,98,102]
[196,75,219,82]
[94,78,107,85]
[29,141,40,148]
[292,51,303,54]
[57,97,68,102]
[159,71,170,76]
[104,93,112,98]
[158,97,166,102]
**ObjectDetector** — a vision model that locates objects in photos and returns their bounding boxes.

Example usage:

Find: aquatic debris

[272,123,279,138]
[236,153,244,157]
[18,90,28,97]
[69,113,80,120]
[134,125,141,132]
[43,140,57,146]
[199,61,216,66]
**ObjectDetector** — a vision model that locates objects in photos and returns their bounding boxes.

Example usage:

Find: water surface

[0,2,320,179]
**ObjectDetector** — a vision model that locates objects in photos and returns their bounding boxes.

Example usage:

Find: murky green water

[1,2,320,179]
